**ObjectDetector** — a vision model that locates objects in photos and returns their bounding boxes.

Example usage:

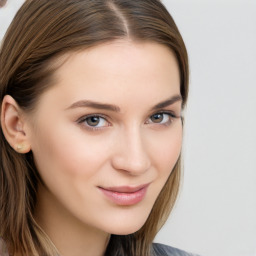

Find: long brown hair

[0,0,189,255]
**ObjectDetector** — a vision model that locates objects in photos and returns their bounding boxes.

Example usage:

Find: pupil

[152,114,163,123]
[87,116,100,126]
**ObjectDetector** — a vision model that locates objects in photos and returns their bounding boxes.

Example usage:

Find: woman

[0,0,195,255]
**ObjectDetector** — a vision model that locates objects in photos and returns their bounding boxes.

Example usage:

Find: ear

[1,95,31,153]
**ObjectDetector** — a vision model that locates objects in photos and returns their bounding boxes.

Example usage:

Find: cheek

[30,124,112,211]
[149,125,182,177]
[145,125,182,210]
[32,123,109,176]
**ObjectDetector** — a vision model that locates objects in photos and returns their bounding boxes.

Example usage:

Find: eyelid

[76,114,111,131]
[145,110,181,125]
[75,109,182,131]
[76,113,108,123]
[150,110,180,118]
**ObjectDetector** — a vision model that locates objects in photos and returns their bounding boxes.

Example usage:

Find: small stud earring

[16,144,24,151]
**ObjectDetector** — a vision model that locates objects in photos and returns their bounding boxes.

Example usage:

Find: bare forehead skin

[52,40,180,90]
[30,40,181,121]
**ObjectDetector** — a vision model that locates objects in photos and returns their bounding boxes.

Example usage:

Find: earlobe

[1,95,31,154]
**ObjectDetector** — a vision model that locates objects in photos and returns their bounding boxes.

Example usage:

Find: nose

[111,127,151,175]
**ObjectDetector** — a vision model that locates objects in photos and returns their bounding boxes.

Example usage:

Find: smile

[98,184,150,206]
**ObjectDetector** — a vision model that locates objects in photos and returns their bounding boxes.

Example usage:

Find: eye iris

[87,116,100,126]
[151,113,164,123]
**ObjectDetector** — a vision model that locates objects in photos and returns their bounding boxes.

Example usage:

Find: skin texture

[2,40,182,256]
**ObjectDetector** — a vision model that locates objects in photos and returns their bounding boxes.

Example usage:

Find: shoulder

[152,243,200,256]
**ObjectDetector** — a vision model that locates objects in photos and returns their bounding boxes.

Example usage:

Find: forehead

[37,40,180,112]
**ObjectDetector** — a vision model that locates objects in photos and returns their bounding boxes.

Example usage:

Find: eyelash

[77,114,109,131]
[77,111,179,131]
[145,111,178,126]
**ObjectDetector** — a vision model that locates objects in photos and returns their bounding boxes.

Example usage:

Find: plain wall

[1,1,256,256]
[155,1,256,256]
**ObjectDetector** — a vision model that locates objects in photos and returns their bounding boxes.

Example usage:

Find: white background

[156,1,256,256]
[1,1,256,256]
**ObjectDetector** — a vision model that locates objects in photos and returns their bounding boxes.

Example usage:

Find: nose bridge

[112,125,151,174]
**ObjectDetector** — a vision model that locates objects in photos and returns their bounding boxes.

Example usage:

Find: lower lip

[99,186,148,206]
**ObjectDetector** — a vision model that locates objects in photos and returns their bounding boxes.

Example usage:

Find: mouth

[98,183,150,206]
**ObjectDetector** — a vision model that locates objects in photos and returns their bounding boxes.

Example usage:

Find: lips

[98,183,149,206]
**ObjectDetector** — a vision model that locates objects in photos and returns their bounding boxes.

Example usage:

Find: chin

[108,223,145,236]
[102,211,150,235]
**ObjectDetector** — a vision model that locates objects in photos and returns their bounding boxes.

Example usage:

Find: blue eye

[79,115,109,128]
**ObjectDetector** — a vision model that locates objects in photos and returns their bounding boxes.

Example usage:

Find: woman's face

[27,40,182,235]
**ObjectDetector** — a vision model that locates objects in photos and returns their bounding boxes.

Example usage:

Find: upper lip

[99,183,150,193]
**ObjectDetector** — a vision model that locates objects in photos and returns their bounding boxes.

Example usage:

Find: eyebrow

[66,94,182,112]
[151,94,182,110]
[66,100,121,112]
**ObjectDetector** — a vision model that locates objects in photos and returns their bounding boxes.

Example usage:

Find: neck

[34,183,110,256]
